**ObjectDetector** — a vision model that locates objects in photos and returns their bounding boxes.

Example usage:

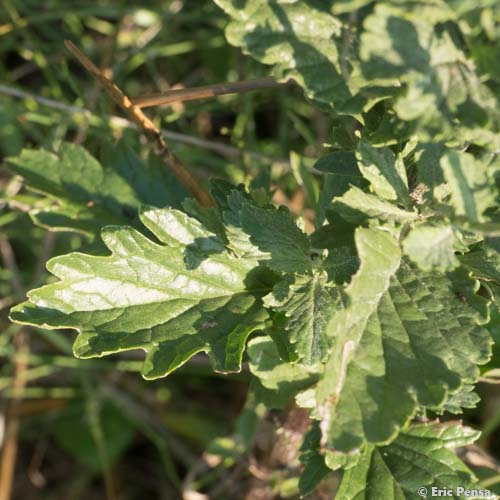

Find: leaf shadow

[242,2,352,106]
[182,236,226,270]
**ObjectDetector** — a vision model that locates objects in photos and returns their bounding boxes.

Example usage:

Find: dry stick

[131,76,292,109]
[0,331,29,500]
[64,40,215,207]
[0,236,23,298]
[0,236,27,500]
[0,84,292,168]
[0,235,29,500]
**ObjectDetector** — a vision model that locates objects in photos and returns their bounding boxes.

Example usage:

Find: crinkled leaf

[310,222,360,285]
[440,385,480,415]
[337,422,480,500]
[414,142,449,203]
[459,248,500,285]
[356,139,408,202]
[10,207,270,379]
[213,0,352,109]
[223,191,313,274]
[332,186,419,224]
[360,3,498,140]
[315,227,491,452]
[315,152,367,226]
[402,223,459,272]
[5,142,186,239]
[441,150,497,223]
[263,272,342,365]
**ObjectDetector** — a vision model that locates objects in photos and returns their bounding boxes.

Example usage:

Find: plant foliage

[7,0,500,496]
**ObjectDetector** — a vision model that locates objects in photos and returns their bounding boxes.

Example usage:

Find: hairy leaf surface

[402,223,459,272]
[315,228,491,452]
[263,272,341,365]
[214,0,351,109]
[337,422,479,499]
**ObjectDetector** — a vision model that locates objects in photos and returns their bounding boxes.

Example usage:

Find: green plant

[4,0,500,497]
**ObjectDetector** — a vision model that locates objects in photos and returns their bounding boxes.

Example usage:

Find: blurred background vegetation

[0,1,499,499]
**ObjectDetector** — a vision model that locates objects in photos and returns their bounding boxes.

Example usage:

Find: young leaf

[337,422,480,499]
[264,272,342,365]
[356,139,408,202]
[402,222,459,272]
[332,185,419,223]
[223,191,313,275]
[10,207,270,379]
[315,227,491,452]
[440,150,497,223]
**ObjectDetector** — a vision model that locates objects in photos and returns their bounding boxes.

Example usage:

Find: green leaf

[359,3,498,140]
[459,248,500,285]
[414,142,449,203]
[440,150,497,223]
[440,385,480,414]
[290,151,319,208]
[332,186,419,223]
[337,422,480,500]
[54,398,136,472]
[264,272,341,365]
[10,207,270,379]
[213,0,351,109]
[6,142,186,239]
[315,151,367,227]
[315,227,491,452]
[402,222,460,272]
[310,221,359,285]
[356,139,408,202]
[298,424,332,497]
[247,337,319,409]
[223,191,313,274]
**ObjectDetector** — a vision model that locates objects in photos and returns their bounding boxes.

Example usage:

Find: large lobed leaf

[314,227,491,452]
[10,207,269,379]
[359,2,499,140]
[214,0,353,109]
[337,422,480,499]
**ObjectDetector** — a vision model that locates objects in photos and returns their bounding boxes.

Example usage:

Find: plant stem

[64,40,215,207]
[131,76,292,108]
[0,331,29,500]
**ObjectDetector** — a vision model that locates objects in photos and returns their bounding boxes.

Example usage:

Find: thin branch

[64,40,215,207]
[0,83,292,168]
[0,330,29,500]
[0,236,23,298]
[131,76,293,109]
[28,232,56,289]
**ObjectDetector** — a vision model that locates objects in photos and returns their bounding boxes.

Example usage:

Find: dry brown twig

[0,84,293,168]
[0,331,29,500]
[131,76,292,109]
[64,40,215,207]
